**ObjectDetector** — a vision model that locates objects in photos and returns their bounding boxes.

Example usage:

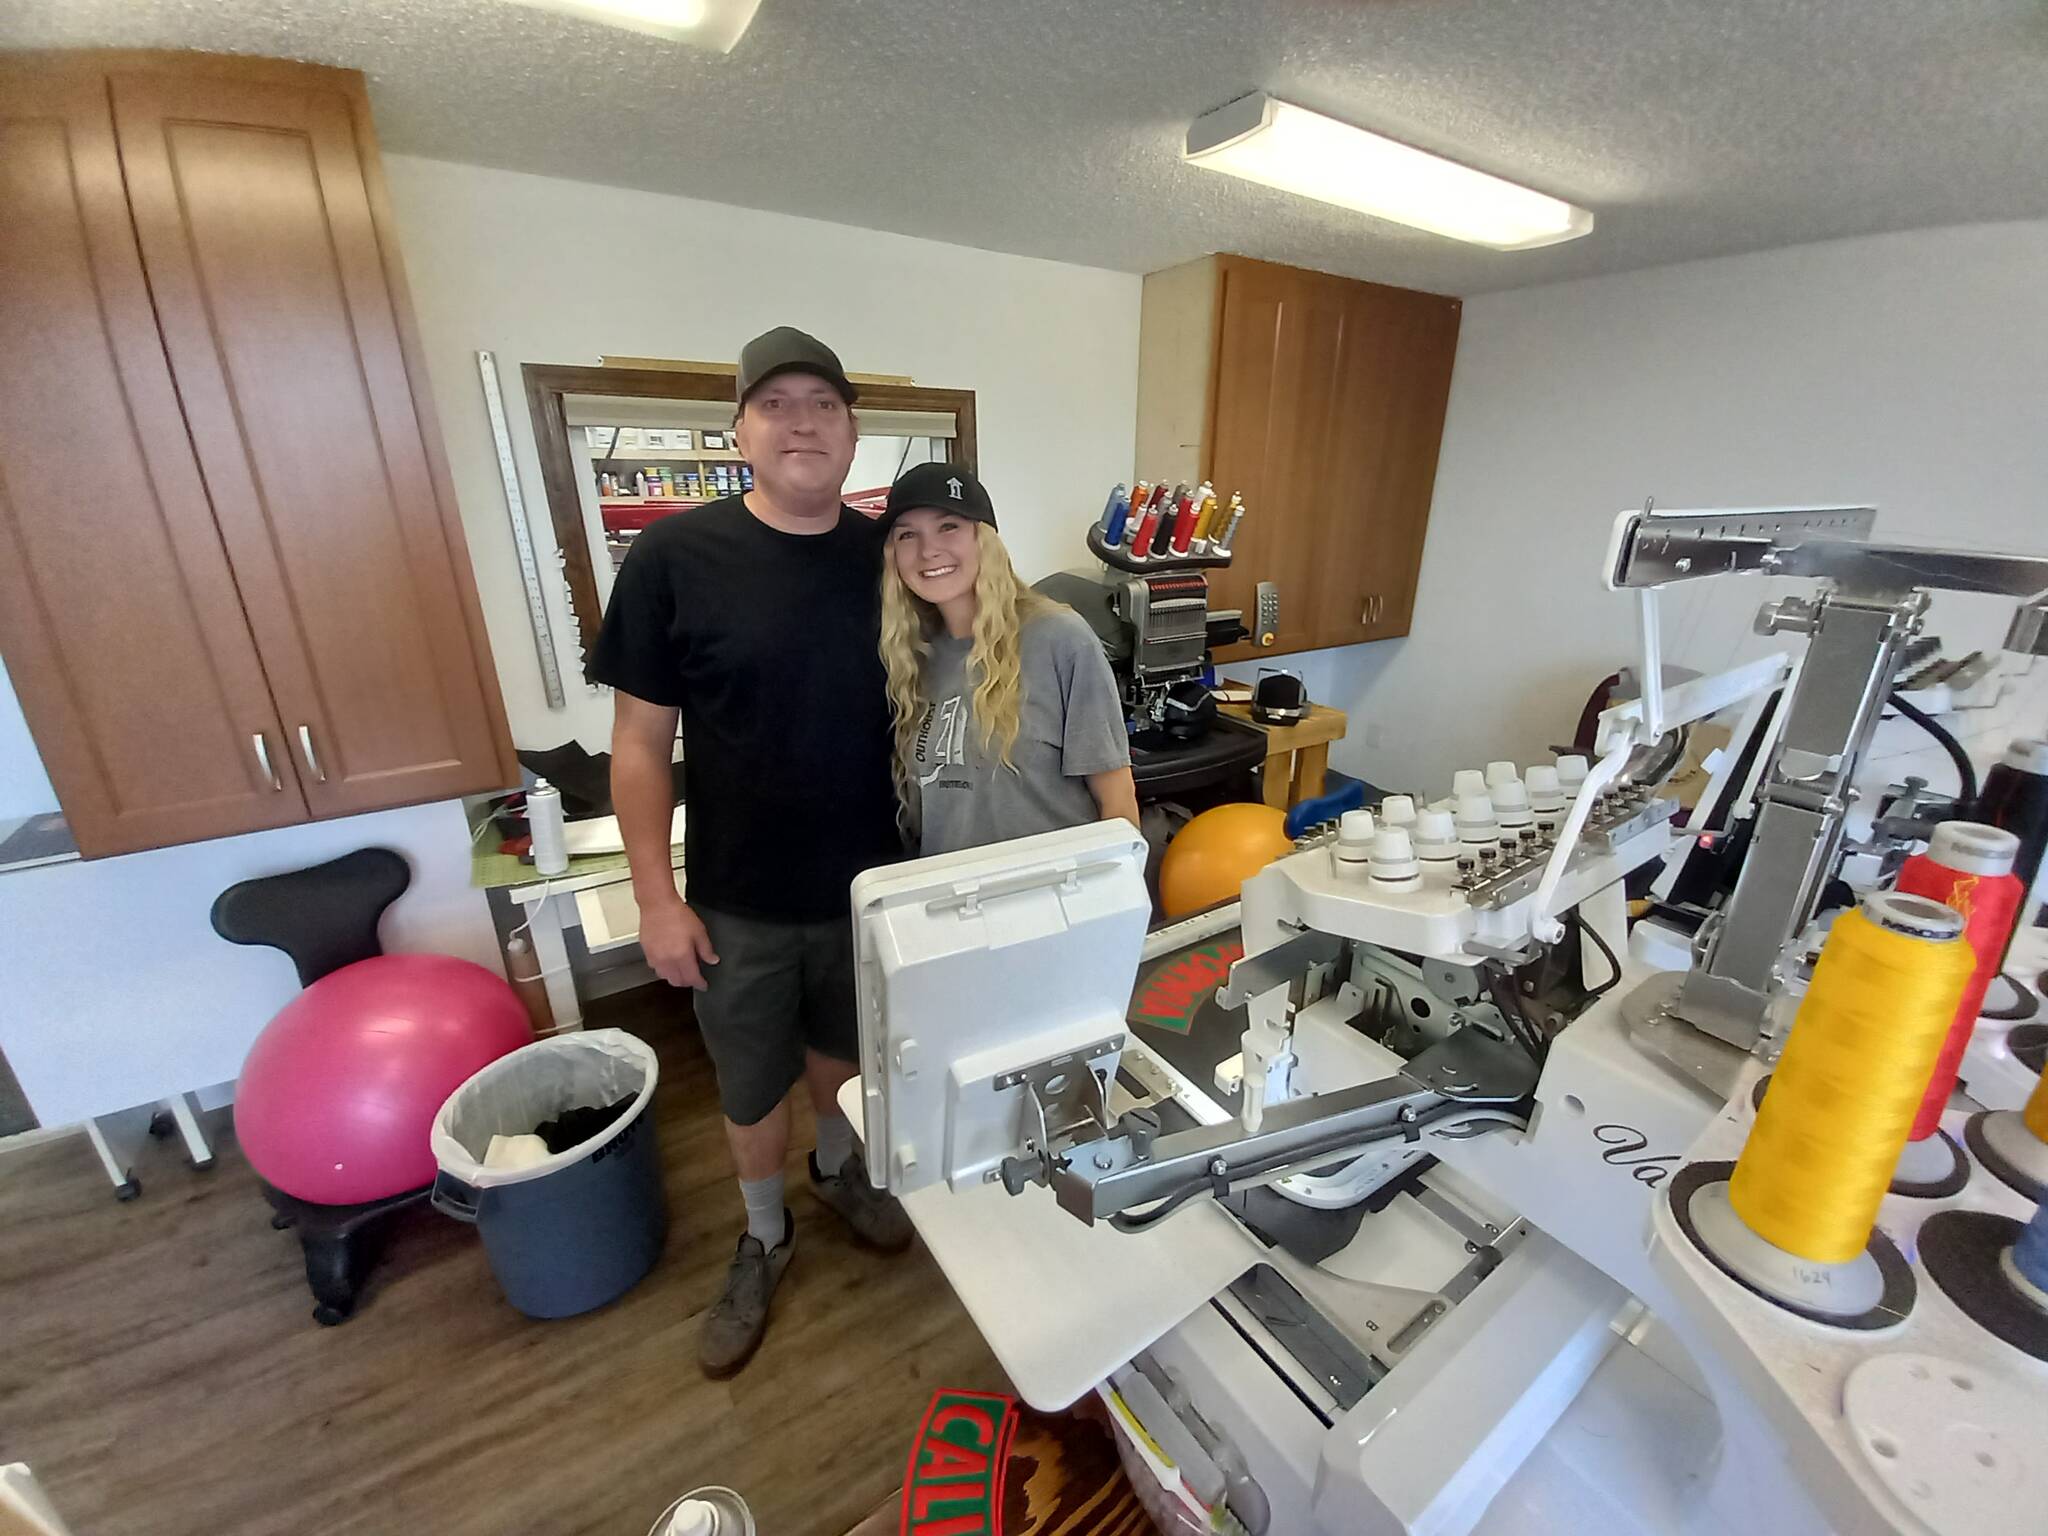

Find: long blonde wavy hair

[881,522,1063,835]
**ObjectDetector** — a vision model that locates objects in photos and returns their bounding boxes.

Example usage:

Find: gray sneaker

[809,1150,914,1253]
[698,1210,794,1379]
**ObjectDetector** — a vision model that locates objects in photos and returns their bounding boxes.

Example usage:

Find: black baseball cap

[735,326,857,406]
[881,462,998,537]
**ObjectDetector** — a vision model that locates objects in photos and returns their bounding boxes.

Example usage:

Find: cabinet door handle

[297,724,327,782]
[252,733,282,792]
[1362,593,1383,625]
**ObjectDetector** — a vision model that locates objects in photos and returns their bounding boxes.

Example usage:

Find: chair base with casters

[83,1091,215,1201]
[260,1181,432,1326]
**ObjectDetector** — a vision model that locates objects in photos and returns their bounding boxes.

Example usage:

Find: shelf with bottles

[591,447,749,463]
[596,465,753,501]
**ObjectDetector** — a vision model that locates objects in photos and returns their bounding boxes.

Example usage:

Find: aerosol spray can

[528,778,569,876]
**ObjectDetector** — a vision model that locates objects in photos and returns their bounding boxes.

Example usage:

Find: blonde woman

[879,463,1139,856]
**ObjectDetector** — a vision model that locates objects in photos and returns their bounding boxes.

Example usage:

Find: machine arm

[1043,1029,1538,1226]
[1605,505,2048,1052]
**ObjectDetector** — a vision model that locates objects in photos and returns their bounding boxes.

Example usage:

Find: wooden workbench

[1217,701,1349,809]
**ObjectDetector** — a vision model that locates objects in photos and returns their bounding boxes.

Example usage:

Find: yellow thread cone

[1729,902,1973,1264]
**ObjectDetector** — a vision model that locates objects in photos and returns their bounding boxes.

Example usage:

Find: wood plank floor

[0,986,1008,1536]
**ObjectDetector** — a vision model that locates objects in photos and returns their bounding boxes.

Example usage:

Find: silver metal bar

[1678,591,1925,1051]
[477,350,567,710]
[1610,507,1876,587]
[1217,930,1345,1009]
[1770,540,2048,602]
[251,733,282,791]
[296,723,326,782]
[1050,1030,1536,1224]
[1612,508,2048,609]
[1224,1266,1382,1409]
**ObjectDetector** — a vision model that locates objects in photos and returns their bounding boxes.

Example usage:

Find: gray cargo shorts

[690,904,860,1126]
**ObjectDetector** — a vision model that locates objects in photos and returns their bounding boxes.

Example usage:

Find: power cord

[505,881,574,984]
[1579,912,1623,1001]
[1887,690,1978,804]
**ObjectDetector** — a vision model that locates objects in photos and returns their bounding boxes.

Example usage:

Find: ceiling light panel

[1186,92,1593,252]
[499,0,761,51]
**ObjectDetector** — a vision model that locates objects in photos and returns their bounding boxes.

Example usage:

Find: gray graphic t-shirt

[911,608,1131,856]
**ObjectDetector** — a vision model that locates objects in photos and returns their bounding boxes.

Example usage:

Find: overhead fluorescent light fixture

[1185,92,1593,251]
[500,0,761,51]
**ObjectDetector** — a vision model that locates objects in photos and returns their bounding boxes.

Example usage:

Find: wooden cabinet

[1136,254,1460,662]
[0,54,515,857]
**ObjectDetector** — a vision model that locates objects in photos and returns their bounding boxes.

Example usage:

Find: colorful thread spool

[1976,738,2048,973]
[1894,822,2024,1143]
[1729,893,1973,1264]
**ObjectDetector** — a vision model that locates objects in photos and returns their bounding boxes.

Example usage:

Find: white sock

[814,1111,854,1177]
[739,1172,786,1248]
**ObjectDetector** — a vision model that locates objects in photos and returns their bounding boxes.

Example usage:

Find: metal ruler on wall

[476,349,567,709]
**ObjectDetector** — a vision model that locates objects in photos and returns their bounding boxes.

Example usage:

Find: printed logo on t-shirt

[915,694,969,788]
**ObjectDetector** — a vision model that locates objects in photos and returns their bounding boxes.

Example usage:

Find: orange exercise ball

[1159,803,1293,919]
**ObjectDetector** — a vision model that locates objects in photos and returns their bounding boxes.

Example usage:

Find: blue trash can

[429,1029,667,1318]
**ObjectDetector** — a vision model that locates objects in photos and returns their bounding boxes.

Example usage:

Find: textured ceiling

[8,0,2048,295]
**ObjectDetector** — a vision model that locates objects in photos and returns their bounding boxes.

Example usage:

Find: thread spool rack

[1086,522,1236,575]
[1649,1060,2047,1536]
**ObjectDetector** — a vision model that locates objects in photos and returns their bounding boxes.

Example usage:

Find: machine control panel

[1255,580,1280,647]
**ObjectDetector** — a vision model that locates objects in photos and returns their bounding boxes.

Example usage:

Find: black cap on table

[735,326,857,406]
[880,462,998,538]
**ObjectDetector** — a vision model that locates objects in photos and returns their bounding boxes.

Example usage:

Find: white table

[498,852,685,1031]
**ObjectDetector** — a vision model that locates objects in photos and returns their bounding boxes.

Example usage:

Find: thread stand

[1980,973,2041,1022]
[1917,1209,2048,1364]
[1840,1354,2040,1533]
[1963,1110,2048,1203]
[1671,1161,1912,1328]
[1650,1080,2048,1536]
[1890,1128,1972,1199]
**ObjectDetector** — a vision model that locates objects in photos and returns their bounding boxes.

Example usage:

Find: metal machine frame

[1607,506,2048,1050]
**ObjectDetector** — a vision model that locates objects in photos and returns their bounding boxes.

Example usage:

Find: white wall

[0,800,501,1128]
[1264,221,2048,799]
[382,154,1142,754]
[0,655,57,819]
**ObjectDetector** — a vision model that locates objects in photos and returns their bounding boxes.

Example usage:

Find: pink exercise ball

[236,953,531,1205]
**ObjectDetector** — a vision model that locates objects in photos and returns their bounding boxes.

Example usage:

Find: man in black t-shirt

[589,327,910,1378]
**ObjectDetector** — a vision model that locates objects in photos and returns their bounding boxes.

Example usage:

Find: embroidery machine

[845,506,2048,1535]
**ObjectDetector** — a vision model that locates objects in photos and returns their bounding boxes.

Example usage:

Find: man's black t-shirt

[587,496,901,923]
